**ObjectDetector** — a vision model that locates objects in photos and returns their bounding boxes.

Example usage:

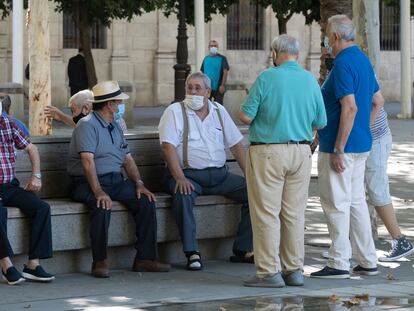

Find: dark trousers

[0,179,53,260]
[70,172,158,262]
[163,166,253,254]
[210,90,225,104]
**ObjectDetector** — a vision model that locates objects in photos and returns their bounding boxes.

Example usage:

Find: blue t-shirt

[318,46,379,153]
[201,54,229,91]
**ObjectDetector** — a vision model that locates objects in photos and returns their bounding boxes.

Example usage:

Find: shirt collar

[93,111,112,128]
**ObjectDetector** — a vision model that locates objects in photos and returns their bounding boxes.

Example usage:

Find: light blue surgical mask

[209,47,218,54]
[114,103,125,120]
[324,36,333,55]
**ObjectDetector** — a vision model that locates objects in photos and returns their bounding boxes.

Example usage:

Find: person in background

[67,47,89,96]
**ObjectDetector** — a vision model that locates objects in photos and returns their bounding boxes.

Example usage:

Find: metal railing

[380,1,400,51]
[63,14,107,49]
[227,0,264,50]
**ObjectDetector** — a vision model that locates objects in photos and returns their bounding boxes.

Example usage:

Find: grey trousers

[163,165,253,255]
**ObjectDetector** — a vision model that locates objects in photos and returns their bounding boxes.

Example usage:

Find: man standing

[158,72,253,271]
[201,40,229,104]
[310,15,382,279]
[67,48,89,96]
[240,35,326,288]
[0,102,54,285]
[67,81,170,278]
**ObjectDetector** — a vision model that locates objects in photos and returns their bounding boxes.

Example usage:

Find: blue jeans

[163,166,253,254]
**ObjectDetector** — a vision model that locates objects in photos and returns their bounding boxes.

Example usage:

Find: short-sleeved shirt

[201,54,230,91]
[67,111,130,176]
[371,107,390,140]
[318,46,379,153]
[0,114,30,184]
[1,112,29,137]
[240,61,327,143]
[158,100,243,169]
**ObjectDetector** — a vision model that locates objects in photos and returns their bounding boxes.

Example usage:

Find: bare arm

[44,106,76,128]
[370,90,384,126]
[230,142,246,175]
[330,94,358,173]
[24,143,42,192]
[219,69,229,94]
[80,152,112,209]
[123,154,155,202]
[160,142,194,195]
[239,111,252,125]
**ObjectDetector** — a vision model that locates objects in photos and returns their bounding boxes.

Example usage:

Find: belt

[251,140,311,146]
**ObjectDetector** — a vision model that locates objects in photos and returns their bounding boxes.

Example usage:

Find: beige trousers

[246,144,312,276]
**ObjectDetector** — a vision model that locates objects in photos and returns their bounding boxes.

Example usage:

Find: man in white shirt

[158,72,253,270]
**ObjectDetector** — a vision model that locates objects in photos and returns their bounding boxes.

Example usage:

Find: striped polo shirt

[371,107,390,140]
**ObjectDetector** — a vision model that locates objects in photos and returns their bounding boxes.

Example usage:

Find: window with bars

[227,0,264,50]
[63,14,107,49]
[380,1,400,51]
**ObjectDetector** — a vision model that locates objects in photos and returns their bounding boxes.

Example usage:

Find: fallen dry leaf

[342,297,361,307]
[386,273,395,280]
[218,307,227,311]
[355,293,369,301]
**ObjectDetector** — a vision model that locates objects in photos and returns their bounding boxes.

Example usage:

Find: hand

[44,106,66,122]
[219,85,225,94]
[329,153,345,173]
[24,176,41,192]
[174,177,195,195]
[94,189,112,209]
[136,183,156,202]
[310,141,319,154]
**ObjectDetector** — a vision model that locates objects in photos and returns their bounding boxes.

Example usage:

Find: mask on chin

[184,95,205,111]
[73,112,87,124]
[114,103,125,120]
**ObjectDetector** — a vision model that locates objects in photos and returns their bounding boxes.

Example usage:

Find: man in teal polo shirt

[240,34,326,288]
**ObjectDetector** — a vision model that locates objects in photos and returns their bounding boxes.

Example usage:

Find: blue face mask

[209,47,218,54]
[114,103,125,120]
[324,36,333,55]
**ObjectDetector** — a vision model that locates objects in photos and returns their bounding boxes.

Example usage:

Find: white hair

[69,89,93,108]
[327,14,355,41]
[271,34,299,55]
[186,71,211,90]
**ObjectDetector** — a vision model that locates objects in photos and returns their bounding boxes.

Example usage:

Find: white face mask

[324,36,333,55]
[209,47,218,54]
[184,95,205,111]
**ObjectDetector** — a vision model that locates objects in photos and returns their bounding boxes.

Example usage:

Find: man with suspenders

[158,72,253,271]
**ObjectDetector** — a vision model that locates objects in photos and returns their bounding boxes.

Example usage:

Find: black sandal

[186,252,203,271]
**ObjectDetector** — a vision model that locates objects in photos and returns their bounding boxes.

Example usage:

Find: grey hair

[68,89,93,108]
[271,34,299,55]
[186,71,211,90]
[327,14,355,41]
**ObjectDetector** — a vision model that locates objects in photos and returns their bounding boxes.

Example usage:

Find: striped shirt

[371,107,390,140]
[0,115,30,184]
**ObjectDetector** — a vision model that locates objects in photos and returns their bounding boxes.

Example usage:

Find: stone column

[111,20,135,127]
[400,0,412,118]
[195,0,205,71]
[12,0,23,84]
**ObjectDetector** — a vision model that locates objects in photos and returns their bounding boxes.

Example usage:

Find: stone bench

[7,131,249,273]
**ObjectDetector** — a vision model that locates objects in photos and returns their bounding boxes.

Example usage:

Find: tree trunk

[319,0,352,84]
[28,0,52,136]
[353,0,380,239]
[277,17,288,34]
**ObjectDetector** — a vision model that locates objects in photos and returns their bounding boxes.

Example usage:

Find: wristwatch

[32,173,42,179]
[333,147,344,155]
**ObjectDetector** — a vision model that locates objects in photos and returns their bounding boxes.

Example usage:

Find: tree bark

[277,17,288,34]
[319,0,352,84]
[28,0,52,136]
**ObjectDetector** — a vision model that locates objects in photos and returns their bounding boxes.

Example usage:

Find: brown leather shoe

[91,260,109,278]
[132,259,171,272]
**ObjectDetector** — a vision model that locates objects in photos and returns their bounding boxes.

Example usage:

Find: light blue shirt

[241,61,326,143]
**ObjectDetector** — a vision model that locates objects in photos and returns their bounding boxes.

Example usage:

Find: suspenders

[179,101,226,169]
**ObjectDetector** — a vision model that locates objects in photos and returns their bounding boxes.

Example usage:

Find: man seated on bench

[67,81,170,278]
[158,71,253,271]
[0,101,54,285]
[44,90,128,133]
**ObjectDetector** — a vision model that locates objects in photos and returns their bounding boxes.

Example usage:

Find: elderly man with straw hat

[67,81,170,278]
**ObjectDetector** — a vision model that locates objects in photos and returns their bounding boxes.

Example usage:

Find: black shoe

[310,266,350,279]
[352,265,379,276]
[186,252,203,271]
[229,251,254,264]
[2,267,25,285]
[22,265,55,282]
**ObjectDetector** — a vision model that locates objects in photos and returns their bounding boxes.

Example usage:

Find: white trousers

[318,152,377,270]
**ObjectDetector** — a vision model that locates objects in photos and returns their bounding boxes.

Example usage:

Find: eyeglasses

[186,85,205,92]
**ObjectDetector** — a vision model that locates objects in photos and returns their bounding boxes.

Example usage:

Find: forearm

[81,158,102,195]
[161,143,186,181]
[370,91,384,126]
[26,143,41,174]
[335,108,356,151]
[124,155,143,184]
[221,70,228,86]
[62,114,76,128]
[230,142,246,175]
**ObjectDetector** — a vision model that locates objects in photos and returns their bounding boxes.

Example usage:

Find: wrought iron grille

[380,1,400,51]
[227,0,264,50]
[63,14,107,49]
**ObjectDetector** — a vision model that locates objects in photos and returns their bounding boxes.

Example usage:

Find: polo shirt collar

[279,60,299,68]
[93,111,113,128]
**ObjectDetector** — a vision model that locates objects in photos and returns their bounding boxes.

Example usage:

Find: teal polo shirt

[241,61,326,143]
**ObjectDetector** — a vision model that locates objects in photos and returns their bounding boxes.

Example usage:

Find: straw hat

[89,81,129,103]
